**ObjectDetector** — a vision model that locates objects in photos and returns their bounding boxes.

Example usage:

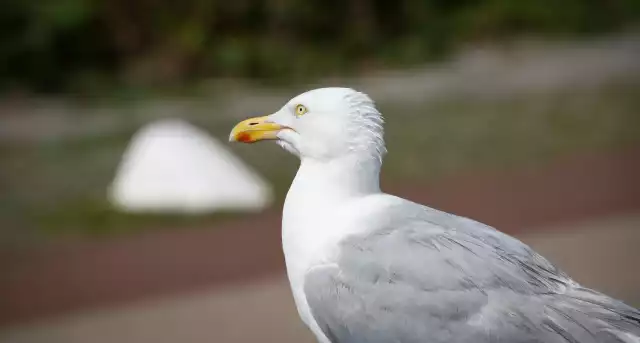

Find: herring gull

[229,87,640,343]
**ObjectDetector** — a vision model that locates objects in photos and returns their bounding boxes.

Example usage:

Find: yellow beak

[229,116,285,143]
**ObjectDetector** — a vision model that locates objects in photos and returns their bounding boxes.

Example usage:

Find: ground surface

[2,213,639,343]
[1,146,638,328]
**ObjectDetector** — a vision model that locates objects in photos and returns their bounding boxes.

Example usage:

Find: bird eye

[294,104,308,117]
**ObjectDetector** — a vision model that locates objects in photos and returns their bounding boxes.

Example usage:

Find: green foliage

[1,0,639,92]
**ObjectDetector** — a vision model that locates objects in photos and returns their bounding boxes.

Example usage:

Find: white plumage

[230,87,640,343]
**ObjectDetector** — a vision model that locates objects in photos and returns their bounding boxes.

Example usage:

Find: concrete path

[2,213,639,343]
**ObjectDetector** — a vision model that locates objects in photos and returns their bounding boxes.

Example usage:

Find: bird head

[230,87,386,163]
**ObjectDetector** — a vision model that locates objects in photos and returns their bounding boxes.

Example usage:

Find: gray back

[304,201,640,343]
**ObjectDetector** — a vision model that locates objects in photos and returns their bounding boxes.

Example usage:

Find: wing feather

[304,201,640,343]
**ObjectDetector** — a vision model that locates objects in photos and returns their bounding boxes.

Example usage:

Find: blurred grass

[0,81,639,241]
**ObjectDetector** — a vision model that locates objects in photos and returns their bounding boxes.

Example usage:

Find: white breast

[281,193,342,343]
[281,186,395,343]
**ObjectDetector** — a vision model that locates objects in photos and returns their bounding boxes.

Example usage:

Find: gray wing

[304,201,640,343]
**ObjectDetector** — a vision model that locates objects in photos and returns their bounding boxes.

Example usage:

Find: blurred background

[1,0,640,342]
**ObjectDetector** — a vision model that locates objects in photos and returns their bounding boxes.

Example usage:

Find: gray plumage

[304,199,640,343]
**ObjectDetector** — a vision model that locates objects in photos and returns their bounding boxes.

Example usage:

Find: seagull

[229,87,640,343]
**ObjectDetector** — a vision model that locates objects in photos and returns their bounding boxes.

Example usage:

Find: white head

[230,87,386,164]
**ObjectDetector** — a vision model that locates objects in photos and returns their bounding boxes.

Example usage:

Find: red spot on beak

[237,133,252,143]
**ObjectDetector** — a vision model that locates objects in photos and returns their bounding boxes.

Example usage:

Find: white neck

[281,152,383,278]
[292,154,381,200]
[280,153,383,342]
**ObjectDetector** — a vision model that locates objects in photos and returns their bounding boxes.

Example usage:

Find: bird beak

[229,116,285,143]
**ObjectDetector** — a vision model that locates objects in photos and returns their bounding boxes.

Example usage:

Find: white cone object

[109,118,272,213]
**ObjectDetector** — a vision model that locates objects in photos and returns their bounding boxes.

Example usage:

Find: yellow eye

[294,104,308,117]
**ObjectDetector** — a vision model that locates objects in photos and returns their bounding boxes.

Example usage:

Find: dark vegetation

[2,0,639,93]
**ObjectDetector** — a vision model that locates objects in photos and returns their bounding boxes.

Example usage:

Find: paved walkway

[2,214,639,343]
